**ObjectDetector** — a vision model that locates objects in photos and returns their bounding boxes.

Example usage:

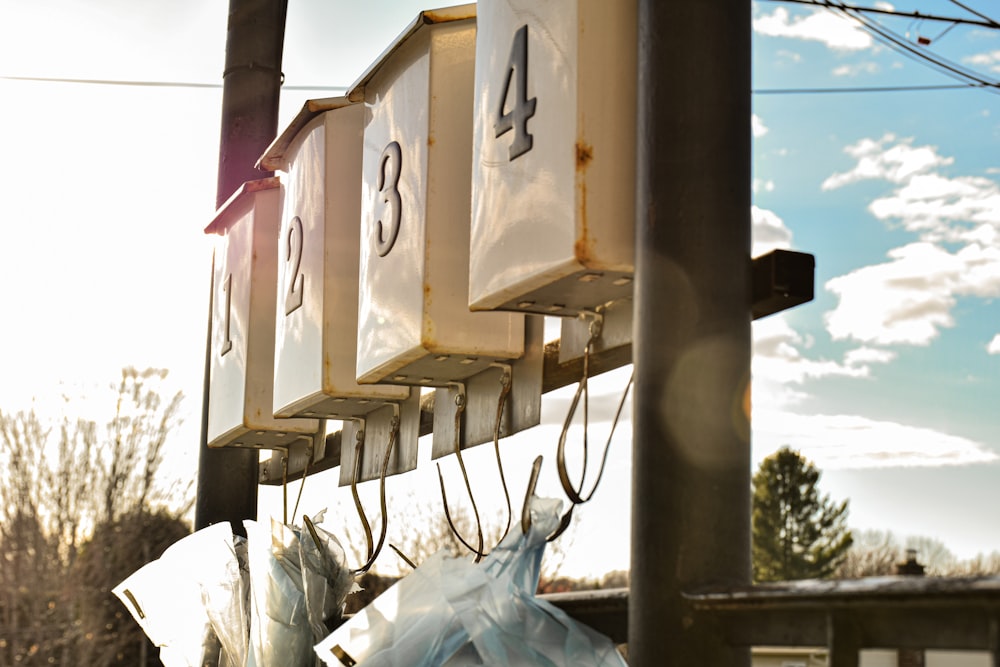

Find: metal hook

[557,369,633,506]
[349,411,398,575]
[278,446,291,525]
[489,363,514,543]
[521,455,543,536]
[520,455,575,543]
[290,424,323,526]
[554,310,603,505]
[438,382,485,562]
[552,310,631,530]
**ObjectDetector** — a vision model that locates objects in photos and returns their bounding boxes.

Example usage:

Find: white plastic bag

[244,518,313,666]
[315,497,626,667]
[245,514,357,666]
[113,522,236,667]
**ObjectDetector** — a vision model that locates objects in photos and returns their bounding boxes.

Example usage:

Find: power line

[754,83,984,93]
[0,75,345,91]
[763,0,1000,29]
[829,3,1000,91]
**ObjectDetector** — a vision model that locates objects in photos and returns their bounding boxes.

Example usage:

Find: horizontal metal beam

[257,249,814,485]
[529,576,1000,652]
[689,576,1000,650]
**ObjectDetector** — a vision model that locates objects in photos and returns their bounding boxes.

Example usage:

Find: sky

[1,0,999,579]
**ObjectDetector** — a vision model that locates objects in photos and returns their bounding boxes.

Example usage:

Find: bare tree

[835,529,901,578]
[0,367,188,666]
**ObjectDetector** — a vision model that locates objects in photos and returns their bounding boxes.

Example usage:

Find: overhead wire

[825,1,1000,91]
[946,0,1000,28]
[762,0,999,28]
[0,74,345,91]
[8,3,1000,97]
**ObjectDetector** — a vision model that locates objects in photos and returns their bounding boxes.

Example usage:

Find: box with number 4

[350,4,525,386]
[469,0,637,316]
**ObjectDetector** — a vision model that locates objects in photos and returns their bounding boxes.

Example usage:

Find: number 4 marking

[494,24,536,161]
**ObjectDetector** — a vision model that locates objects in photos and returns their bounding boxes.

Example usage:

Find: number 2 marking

[284,215,304,315]
[495,24,537,161]
[375,141,402,257]
[220,273,233,357]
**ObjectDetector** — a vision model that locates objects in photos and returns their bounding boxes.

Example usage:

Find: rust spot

[422,7,476,24]
[427,134,435,147]
[575,141,594,171]
[574,180,594,264]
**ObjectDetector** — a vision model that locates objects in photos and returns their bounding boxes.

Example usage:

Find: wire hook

[349,412,398,575]
[520,455,575,542]
[438,383,485,562]
[553,310,632,522]
[490,363,514,543]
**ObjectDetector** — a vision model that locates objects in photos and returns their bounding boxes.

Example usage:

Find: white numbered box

[205,178,319,448]
[469,0,637,316]
[263,99,411,420]
[349,4,525,386]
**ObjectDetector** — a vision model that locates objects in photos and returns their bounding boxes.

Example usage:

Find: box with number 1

[205,179,319,448]
[350,4,525,386]
[469,0,637,316]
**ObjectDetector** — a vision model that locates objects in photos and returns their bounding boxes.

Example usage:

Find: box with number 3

[350,4,525,386]
[469,0,637,316]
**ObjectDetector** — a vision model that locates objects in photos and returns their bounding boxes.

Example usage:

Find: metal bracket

[339,391,420,485]
[559,299,632,365]
[431,314,544,458]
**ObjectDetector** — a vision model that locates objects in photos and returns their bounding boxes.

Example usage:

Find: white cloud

[822,134,953,190]
[821,137,1000,347]
[965,50,1000,74]
[843,346,897,366]
[751,205,792,256]
[826,243,960,346]
[754,409,998,470]
[752,113,769,138]
[753,6,874,51]
[752,315,896,408]
[753,178,776,194]
[989,334,1000,354]
[832,61,879,77]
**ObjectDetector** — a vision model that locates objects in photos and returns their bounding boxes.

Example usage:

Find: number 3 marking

[284,216,304,315]
[375,141,402,257]
[495,24,537,161]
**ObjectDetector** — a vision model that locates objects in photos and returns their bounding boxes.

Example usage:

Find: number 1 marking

[220,273,233,357]
[495,24,537,161]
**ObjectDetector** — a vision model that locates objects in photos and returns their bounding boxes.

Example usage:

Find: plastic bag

[201,534,250,667]
[245,514,357,667]
[113,521,236,667]
[315,496,626,667]
[298,512,356,640]
[244,518,313,666]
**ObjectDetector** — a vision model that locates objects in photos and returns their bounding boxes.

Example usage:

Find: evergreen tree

[752,446,853,582]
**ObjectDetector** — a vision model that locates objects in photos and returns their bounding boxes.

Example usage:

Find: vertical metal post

[630,0,752,664]
[195,0,288,531]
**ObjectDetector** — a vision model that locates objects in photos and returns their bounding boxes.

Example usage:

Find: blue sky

[1,0,999,577]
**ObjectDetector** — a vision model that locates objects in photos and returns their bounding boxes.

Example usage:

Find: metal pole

[630,0,752,664]
[195,0,288,531]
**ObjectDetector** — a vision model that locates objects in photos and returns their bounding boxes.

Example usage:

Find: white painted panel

[354,11,524,386]
[272,105,410,419]
[206,180,318,448]
[469,0,637,316]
